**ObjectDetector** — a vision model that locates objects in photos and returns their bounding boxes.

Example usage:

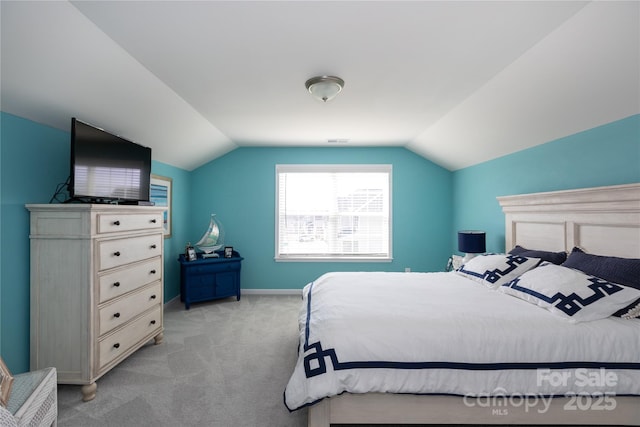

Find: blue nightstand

[178,250,243,309]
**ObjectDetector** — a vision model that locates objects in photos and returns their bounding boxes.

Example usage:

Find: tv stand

[26,204,166,401]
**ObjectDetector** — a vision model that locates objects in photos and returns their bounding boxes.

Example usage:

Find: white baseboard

[164,289,302,309]
[164,295,181,308]
[241,288,303,296]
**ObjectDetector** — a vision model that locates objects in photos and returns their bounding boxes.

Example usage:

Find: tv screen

[69,118,152,203]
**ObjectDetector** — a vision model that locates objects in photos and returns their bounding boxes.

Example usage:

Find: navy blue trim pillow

[508,245,567,265]
[500,262,640,322]
[561,247,640,319]
[456,254,541,289]
[562,247,640,289]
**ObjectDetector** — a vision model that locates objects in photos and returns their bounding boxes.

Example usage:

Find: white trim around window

[275,164,392,262]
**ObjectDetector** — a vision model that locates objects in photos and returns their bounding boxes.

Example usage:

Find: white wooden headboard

[497,183,640,259]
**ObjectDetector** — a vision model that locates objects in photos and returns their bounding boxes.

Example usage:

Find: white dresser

[26,204,166,401]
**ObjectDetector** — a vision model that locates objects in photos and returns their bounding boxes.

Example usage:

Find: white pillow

[456,254,541,289]
[499,262,640,323]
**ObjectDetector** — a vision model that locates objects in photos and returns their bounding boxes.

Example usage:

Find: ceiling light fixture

[305,75,344,102]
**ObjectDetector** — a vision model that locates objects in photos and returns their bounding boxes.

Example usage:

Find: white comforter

[284,271,640,411]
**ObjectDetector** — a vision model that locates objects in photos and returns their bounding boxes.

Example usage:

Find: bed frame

[308,183,640,427]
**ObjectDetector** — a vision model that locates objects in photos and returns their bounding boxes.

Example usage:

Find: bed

[284,183,640,426]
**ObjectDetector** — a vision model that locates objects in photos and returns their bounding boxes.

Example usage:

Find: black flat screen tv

[69,118,152,203]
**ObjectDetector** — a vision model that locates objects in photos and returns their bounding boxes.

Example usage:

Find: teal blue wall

[452,114,640,254]
[1,111,637,375]
[0,115,3,358]
[0,113,189,373]
[189,147,454,290]
[151,162,192,304]
[1,113,69,373]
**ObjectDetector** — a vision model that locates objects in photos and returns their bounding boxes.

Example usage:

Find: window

[276,164,392,261]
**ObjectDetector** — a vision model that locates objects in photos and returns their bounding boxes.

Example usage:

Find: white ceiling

[1,1,638,171]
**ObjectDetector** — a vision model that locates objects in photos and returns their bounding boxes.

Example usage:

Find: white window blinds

[276,164,392,261]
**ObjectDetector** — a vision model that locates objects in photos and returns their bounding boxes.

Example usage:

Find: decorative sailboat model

[195,214,225,258]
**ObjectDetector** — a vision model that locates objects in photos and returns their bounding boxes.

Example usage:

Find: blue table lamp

[458,230,486,264]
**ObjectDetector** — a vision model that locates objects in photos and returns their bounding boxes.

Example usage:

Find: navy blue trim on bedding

[505,274,628,317]
[458,254,539,285]
[304,281,313,349]
[301,281,640,380]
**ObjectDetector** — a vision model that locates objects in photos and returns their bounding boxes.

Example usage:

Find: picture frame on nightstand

[186,246,197,261]
[224,246,234,258]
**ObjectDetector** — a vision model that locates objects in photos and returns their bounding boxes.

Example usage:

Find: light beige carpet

[54,294,602,427]
[57,294,307,427]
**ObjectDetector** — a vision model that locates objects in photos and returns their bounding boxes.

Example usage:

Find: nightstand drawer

[98,282,162,336]
[97,234,162,271]
[189,261,241,275]
[97,213,163,234]
[98,306,162,370]
[98,258,162,303]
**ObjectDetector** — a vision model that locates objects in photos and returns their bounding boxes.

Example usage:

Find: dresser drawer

[98,258,162,303]
[98,234,162,271]
[97,213,163,234]
[98,306,162,371]
[98,282,162,336]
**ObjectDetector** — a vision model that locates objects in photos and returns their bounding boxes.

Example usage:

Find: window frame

[275,164,393,262]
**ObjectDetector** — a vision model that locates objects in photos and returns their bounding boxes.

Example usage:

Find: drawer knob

[151,219,157,223]
[113,220,120,226]
[113,312,120,318]
[150,244,157,249]
[114,251,121,257]
[113,343,120,349]
[113,282,120,287]
[150,269,157,275]
[150,320,157,325]
[150,294,157,300]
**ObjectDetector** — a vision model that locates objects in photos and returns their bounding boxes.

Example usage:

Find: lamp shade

[458,230,486,254]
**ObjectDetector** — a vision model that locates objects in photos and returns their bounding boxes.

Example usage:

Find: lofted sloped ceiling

[1,1,638,171]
